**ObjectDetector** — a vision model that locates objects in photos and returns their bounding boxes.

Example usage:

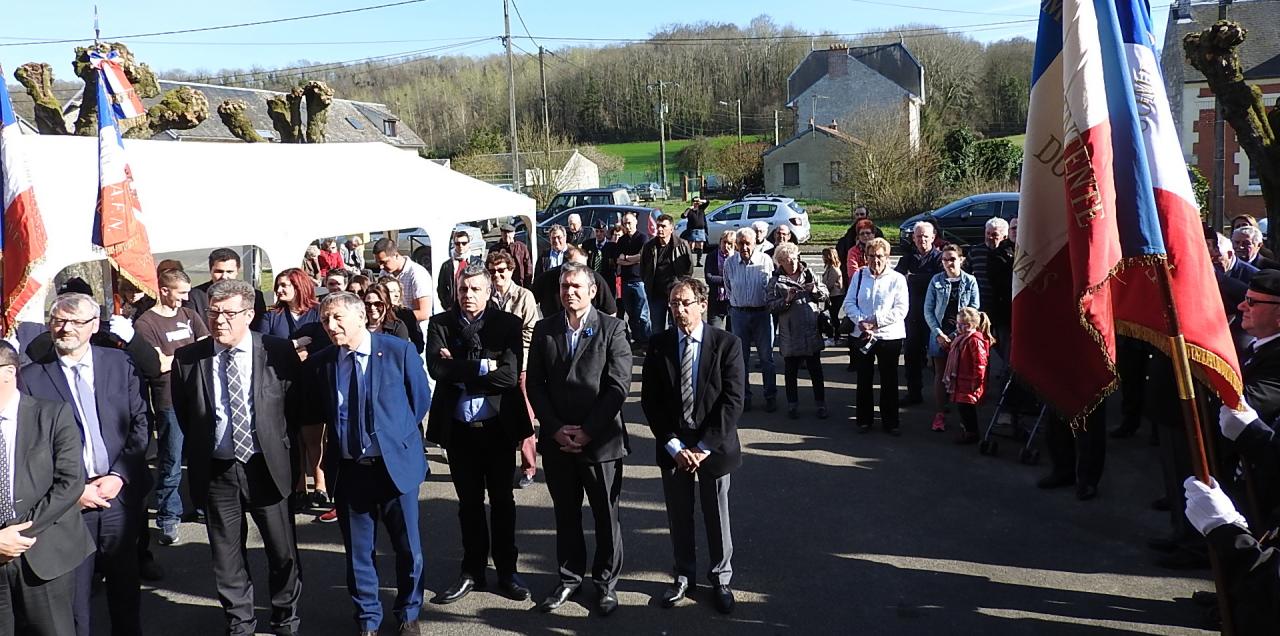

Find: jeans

[647,290,671,335]
[154,407,185,528]
[621,280,650,343]
[729,308,776,400]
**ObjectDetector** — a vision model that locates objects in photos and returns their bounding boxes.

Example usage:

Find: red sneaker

[931,413,947,432]
[317,508,338,523]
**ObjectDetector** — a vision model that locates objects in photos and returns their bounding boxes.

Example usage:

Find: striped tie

[0,416,14,524]
[681,336,696,428]
[223,349,254,463]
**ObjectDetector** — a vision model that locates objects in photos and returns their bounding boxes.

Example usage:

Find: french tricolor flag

[1013,0,1241,421]
[1,65,50,336]
[93,52,146,121]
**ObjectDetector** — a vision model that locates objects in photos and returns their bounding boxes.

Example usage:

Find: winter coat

[765,262,828,357]
[945,331,990,405]
[923,271,980,337]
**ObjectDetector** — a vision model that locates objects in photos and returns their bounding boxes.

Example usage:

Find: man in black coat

[0,341,96,636]
[640,214,693,334]
[186,248,268,332]
[641,277,744,615]
[532,245,617,318]
[894,220,943,404]
[171,280,303,636]
[425,264,534,606]
[526,263,632,616]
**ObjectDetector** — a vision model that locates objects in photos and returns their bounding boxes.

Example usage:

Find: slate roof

[761,124,864,157]
[1163,0,1280,83]
[787,43,924,105]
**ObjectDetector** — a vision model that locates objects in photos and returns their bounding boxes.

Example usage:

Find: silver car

[677,195,811,244]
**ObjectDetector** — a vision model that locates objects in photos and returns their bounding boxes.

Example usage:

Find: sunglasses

[364,301,386,309]
[1244,297,1280,307]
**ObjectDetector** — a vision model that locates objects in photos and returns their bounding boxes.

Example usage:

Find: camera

[859,333,878,355]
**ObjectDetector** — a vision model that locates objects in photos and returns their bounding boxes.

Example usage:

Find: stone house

[785,43,925,149]
[761,123,863,200]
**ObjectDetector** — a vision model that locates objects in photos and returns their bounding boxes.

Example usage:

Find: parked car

[539,187,633,222]
[702,174,728,196]
[897,192,1020,250]
[518,205,661,254]
[633,182,669,202]
[605,183,637,196]
[677,194,811,244]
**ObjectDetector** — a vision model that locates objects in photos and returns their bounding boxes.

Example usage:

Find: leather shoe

[597,590,619,616]
[498,574,531,601]
[433,574,482,604]
[661,579,689,608]
[1036,473,1075,489]
[538,584,579,612]
[398,621,424,636]
[358,631,377,636]
[713,585,735,614]
[1075,484,1099,501]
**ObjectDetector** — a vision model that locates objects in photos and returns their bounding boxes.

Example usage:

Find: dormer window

[383,119,398,137]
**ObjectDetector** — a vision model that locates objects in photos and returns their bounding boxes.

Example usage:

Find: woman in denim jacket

[923,244,979,432]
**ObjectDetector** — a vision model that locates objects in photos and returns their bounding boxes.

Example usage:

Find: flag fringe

[2,255,45,337]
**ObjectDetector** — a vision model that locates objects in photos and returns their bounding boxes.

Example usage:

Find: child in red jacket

[943,308,992,444]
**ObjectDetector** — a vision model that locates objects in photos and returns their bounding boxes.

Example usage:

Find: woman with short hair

[842,238,909,435]
[923,243,980,432]
[766,242,829,419]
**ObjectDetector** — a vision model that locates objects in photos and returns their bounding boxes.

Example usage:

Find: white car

[676,195,811,244]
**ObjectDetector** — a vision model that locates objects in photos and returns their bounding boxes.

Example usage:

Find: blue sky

[1,0,1170,77]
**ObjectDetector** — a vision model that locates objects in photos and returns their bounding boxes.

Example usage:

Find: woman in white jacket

[842,238,910,435]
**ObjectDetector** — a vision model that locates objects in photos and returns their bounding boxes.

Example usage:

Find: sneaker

[158,523,180,546]
[311,490,330,508]
[517,473,535,489]
[931,413,947,432]
[316,508,338,523]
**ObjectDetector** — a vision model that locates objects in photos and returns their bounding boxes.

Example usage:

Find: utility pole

[539,46,552,194]
[503,0,520,191]
[718,99,742,141]
[648,80,677,188]
[1211,0,1233,232]
[773,110,780,146]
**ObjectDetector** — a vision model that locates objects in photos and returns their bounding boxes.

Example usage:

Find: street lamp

[718,98,742,142]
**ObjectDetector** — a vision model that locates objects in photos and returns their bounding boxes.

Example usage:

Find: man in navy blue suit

[19,292,150,636]
[310,291,431,636]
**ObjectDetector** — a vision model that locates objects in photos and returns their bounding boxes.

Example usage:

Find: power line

[514,19,1038,44]
[0,0,431,48]
[191,38,495,84]
[847,0,1035,18]
[508,0,542,50]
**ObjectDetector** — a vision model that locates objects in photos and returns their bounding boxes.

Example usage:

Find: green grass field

[596,135,766,184]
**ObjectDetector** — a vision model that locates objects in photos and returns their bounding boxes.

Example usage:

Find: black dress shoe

[597,590,619,616]
[1075,484,1099,501]
[857,424,872,434]
[498,574,531,601]
[538,584,579,612]
[1036,473,1075,489]
[713,585,735,614]
[660,579,689,608]
[433,574,481,604]
[398,621,424,636]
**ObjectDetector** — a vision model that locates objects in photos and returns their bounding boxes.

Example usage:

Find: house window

[830,161,844,184]
[383,120,398,137]
[1249,162,1261,189]
[783,162,800,187]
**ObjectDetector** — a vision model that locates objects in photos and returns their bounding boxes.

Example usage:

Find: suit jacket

[170,333,301,507]
[19,345,152,497]
[424,309,533,446]
[532,266,618,317]
[5,396,96,581]
[1249,254,1280,271]
[437,255,482,312]
[23,327,162,381]
[640,325,744,477]
[307,333,431,495]
[187,280,268,332]
[1245,337,1280,424]
[527,310,631,464]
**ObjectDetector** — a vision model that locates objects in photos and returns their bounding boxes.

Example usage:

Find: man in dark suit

[425,264,533,605]
[1234,225,1280,271]
[640,277,744,615]
[1239,271,1280,423]
[19,293,151,636]
[526,263,632,616]
[437,231,482,313]
[186,248,268,332]
[0,341,96,636]
[535,225,569,277]
[310,292,431,636]
[532,245,617,318]
[170,280,303,636]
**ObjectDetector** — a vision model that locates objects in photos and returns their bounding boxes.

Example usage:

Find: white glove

[1184,476,1248,536]
[1219,403,1258,441]
[107,315,135,343]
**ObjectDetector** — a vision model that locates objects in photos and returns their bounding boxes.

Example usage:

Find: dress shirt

[58,351,103,477]
[211,332,259,460]
[723,249,774,308]
[547,250,565,269]
[0,394,17,504]
[1247,333,1280,363]
[565,308,594,357]
[665,322,712,458]
[453,311,499,422]
[842,268,910,340]
[338,331,380,459]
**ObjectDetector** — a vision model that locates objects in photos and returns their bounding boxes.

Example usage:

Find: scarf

[456,308,489,361]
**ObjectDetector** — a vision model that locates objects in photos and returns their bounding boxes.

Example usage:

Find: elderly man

[1234,225,1280,271]
[20,293,151,636]
[723,227,777,412]
[641,214,694,334]
[1210,232,1259,285]
[566,213,590,247]
[491,223,533,287]
[752,221,773,254]
[342,235,366,273]
[895,221,943,405]
[538,225,570,276]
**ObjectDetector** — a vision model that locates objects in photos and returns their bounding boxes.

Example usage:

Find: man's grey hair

[751,221,770,234]
[458,263,492,293]
[320,290,365,315]
[1233,225,1264,245]
[559,262,596,289]
[736,227,756,243]
[912,220,936,235]
[50,292,99,319]
[548,224,567,239]
[208,279,255,308]
[1213,233,1234,257]
[985,217,1010,233]
[0,340,19,368]
[567,213,582,225]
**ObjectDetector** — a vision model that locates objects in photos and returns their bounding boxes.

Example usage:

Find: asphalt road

[97,345,1219,636]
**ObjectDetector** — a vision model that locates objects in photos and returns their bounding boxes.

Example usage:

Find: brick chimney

[826,46,848,78]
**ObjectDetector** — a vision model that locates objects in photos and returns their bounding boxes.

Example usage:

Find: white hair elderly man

[566,213,589,247]
[751,221,773,254]
[1233,225,1279,270]
[1210,232,1259,284]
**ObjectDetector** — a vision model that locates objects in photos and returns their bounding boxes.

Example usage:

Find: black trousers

[74,493,141,636]
[958,403,979,434]
[903,310,929,398]
[445,421,519,580]
[660,468,733,586]
[1046,408,1107,487]
[206,455,302,636]
[783,354,825,405]
[855,338,902,430]
[1,558,75,636]
[1116,337,1151,431]
[542,454,624,593]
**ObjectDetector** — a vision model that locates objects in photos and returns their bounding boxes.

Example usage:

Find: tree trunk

[13,63,68,135]
[123,86,209,139]
[1184,21,1280,251]
[215,98,264,142]
[72,43,162,136]
[266,87,303,143]
[302,80,334,143]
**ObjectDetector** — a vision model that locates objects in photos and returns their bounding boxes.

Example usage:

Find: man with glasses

[438,230,480,313]
[486,251,541,489]
[170,280,304,636]
[537,226,570,276]
[20,293,152,636]
[0,341,95,636]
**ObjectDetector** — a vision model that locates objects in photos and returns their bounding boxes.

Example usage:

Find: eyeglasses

[453,240,469,246]
[206,308,253,322]
[364,301,385,309]
[488,267,510,275]
[1243,297,1280,307]
[669,298,701,309]
[50,316,96,329]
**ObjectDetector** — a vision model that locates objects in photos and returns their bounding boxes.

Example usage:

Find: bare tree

[13,63,68,135]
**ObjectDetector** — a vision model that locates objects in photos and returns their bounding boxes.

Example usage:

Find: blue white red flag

[90,51,146,121]
[93,64,158,298]
[1013,0,1242,420]
[0,65,50,336]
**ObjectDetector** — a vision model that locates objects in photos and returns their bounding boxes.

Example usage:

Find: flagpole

[1153,260,1236,636]
[92,6,124,316]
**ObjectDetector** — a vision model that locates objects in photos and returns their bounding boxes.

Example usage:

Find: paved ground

[96,348,1220,636]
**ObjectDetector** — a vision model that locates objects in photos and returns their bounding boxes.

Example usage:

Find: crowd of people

[3,199,1279,634]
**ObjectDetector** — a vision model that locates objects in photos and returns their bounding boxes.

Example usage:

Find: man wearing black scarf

[425,264,533,606]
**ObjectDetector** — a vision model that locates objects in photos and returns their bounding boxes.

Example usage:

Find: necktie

[681,336,696,429]
[346,350,367,459]
[73,365,111,475]
[1245,341,1257,365]
[222,349,254,463]
[0,416,14,524]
